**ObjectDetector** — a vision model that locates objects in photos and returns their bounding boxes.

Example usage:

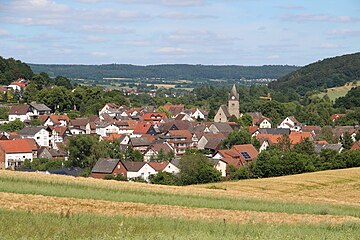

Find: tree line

[29,63,299,80]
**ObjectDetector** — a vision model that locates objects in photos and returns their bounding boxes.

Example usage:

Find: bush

[149,172,179,185]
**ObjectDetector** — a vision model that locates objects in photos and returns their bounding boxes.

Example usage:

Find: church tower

[228,84,240,118]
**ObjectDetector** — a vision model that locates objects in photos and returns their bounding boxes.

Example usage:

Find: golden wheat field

[1,168,360,239]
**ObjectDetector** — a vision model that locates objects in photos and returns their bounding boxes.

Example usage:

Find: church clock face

[231,96,235,100]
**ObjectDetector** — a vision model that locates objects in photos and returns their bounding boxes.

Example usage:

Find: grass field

[315,80,360,101]
[1,168,360,239]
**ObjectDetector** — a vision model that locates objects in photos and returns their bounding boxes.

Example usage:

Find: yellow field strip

[1,192,359,225]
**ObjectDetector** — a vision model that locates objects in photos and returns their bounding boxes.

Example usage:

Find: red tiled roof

[141,112,167,121]
[289,132,312,144]
[248,126,259,135]
[148,161,170,171]
[133,122,152,134]
[49,115,70,124]
[351,141,360,151]
[0,139,37,153]
[167,129,192,139]
[9,105,29,115]
[331,114,346,121]
[232,144,259,162]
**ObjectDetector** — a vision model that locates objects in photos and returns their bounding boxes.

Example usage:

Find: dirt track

[1,192,359,225]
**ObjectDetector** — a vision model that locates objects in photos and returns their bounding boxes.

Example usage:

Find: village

[0,80,358,183]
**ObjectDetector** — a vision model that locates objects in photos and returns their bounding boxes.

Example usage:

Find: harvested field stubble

[1,192,359,225]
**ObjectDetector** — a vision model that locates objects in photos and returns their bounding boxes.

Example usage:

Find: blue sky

[0,0,359,65]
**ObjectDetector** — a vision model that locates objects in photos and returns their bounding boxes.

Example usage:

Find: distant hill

[270,52,360,95]
[28,64,299,80]
[0,56,33,85]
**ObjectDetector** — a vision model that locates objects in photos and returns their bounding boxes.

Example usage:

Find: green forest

[0,57,33,85]
[28,63,299,80]
[270,52,360,95]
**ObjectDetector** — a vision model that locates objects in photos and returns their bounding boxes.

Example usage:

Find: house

[301,126,322,136]
[99,103,121,116]
[331,114,346,122]
[129,136,154,153]
[29,102,52,116]
[133,122,157,136]
[47,126,72,148]
[144,142,174,162]
[0,139,37,169]
[123,161,156,182]
[38,147,68,160]
[7,80,28,91]
[141,112,167,122]
[163,130,194,155]
[96,122,120,137]
[247,126,260,137]
[212,144,258,177]
[258,128,290,135]
[189,108,208,121]
[91,158,127,179]
[18,126,50,147]
[148,161,180,174]
[8,105,31,122]
[43,115,70,127]
[247,112,272,128]
[69,118,90,134]
[314,143,343,154]
[209,122,233,135]
[332,126,357,142]
[197,133,225,151]
[214,84,240,122]
[159,120,193,133]
[278,116,302,132]
[163,104,185,117]
[256,117,271,129]
[257,132,313,152]
[174,113,193,122]
[351,141,360,151]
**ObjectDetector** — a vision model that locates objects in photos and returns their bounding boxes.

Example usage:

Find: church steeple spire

[229,84,239,101]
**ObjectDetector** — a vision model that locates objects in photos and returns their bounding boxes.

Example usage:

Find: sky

[0,0,359,66]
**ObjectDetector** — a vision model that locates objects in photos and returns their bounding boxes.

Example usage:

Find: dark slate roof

[47,167,83,177]
[170,158,180,168]
[9,105,30,115]
[29,102,51,111]
[130,137,151,147]
[205,138,223,150]
[92,158,119,173]
[219,105,231,118]
[314,144,343,154]
[258,128,290,135]
[18,126,46,136]
[123,161,146,172]
[211,122,233,133]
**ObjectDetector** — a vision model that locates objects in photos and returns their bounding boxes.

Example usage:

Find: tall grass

[1,172,360,218]
[1,208,360,240]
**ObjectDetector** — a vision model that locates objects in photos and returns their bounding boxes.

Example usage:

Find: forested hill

[28,64,299,80]
[270,52,360,95]
[0,57,33,85]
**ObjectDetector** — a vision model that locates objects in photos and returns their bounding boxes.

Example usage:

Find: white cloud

[327,29,360,37]
[159,12,216,20]
[280,14,359,23]
[0,29,10,37]
[91,51,109,57]
[156,47,189,54]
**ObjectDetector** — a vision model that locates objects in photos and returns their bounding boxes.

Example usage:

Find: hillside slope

[270,52,360,95]
[0,56,33,85]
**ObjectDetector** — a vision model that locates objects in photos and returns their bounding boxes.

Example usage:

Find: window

[118,165,121,169]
